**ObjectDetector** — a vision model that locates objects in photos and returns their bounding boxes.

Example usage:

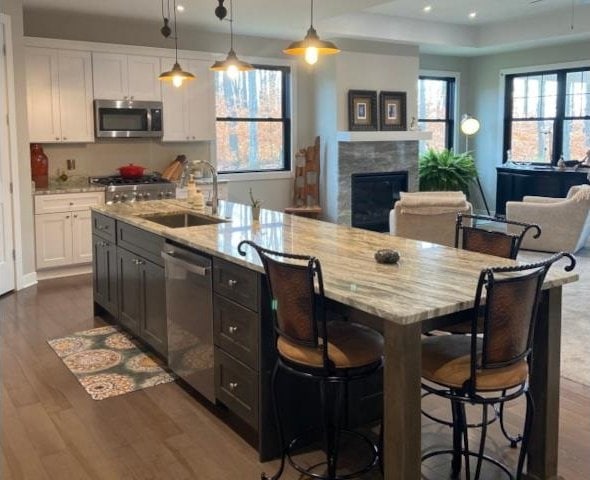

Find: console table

[496,165,589,215]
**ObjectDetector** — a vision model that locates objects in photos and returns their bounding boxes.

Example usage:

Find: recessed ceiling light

[469,11,477,19]
[423,5,432,13]
[176,4,185,12]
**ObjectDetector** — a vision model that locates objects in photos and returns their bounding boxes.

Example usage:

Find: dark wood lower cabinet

[496,166,589,215]
[141,260,167,356]
[117,246,167,357]
[92,234,118,317]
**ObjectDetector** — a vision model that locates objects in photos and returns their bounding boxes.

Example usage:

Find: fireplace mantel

[336,131,432,142]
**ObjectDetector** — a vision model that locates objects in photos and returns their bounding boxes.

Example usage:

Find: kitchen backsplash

[41,139,212,178]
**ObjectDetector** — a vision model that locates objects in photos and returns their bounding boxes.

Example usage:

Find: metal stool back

[422,252,576,479]
[238,240,381,480]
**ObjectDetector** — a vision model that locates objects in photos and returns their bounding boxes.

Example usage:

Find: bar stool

[238,240,383,480]
[423,214,541,446]
[421,252,575,479]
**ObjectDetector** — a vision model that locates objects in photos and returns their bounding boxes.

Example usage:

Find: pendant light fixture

[284,0,340,65]
[159,0,195,88]
[210,0,254,79]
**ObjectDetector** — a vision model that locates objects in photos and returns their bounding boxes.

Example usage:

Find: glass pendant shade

[159,62,195,88]
[283,26,340,65]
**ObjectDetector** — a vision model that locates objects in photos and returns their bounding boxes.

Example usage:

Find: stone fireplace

[335,137,420,225]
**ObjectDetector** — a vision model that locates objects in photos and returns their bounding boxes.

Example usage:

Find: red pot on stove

[118,163,146,179]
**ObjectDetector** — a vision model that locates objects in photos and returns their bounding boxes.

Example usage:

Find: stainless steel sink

[141,212,225,228]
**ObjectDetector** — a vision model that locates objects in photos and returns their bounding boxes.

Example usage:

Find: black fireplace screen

[351,171,409,232]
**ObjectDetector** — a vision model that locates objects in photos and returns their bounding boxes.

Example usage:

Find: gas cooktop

[89,174,176,204]
[89,174,172,186]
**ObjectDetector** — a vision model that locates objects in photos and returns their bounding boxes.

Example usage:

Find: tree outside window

[215,66,291,173]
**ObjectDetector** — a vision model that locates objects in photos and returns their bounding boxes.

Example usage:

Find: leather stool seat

[278,321,383,369]
[422,335,528,391]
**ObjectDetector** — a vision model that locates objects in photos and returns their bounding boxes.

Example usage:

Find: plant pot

[251,206,260,221]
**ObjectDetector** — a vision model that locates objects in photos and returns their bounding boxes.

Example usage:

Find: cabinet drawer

[213,258,259,311]
[35,192,104,214]
[92,212,116,242]
[117,221,165,266]
[215,347,258,429]
[214,294,258,370]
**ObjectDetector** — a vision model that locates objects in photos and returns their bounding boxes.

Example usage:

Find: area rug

[48,325,175,400]
[518,249,590,387]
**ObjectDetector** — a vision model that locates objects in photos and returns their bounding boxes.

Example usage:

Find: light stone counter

[34,177,104,195]
[92,199,578,326]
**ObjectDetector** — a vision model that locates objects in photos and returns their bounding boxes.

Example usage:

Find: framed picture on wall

[379,91,407,131]
[348,90,378,131]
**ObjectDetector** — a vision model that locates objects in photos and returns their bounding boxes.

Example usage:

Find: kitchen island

[92,199,578,480]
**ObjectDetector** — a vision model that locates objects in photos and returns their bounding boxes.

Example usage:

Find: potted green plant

[249,188,262,221]
[418,148,477,195]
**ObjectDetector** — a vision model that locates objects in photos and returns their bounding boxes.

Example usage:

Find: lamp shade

[210,49,254,78]
[460,115,480,136]
[159,62,195,88]
[283,26,340,65]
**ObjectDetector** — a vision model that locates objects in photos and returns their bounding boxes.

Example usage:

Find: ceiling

[22,0,590,55]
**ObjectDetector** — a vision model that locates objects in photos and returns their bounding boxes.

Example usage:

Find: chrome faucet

[191,160,219,215]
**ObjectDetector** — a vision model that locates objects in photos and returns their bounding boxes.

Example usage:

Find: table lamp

[460,114,490,215]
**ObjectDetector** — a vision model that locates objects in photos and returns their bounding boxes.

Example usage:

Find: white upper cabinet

[93,53,161,101]
[160,57,215,142]
[127,56,161,101]
[91,53,127,99]
[25,47,94,143]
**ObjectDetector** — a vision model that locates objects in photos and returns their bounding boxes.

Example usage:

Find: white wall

[335,50,419,131]
[0,0,35,285]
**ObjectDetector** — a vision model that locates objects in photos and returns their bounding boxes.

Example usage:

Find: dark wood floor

[1,275,588,479]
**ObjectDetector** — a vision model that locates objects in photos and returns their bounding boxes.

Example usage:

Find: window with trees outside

[215,65,291,173]
[418,76,456,152]
[504,68,590,164]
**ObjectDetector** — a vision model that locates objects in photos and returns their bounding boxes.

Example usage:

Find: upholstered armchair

[506,184,590,253]
[389,191,472,247]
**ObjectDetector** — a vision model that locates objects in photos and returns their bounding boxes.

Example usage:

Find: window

[418,76,456,152]
[504,68,590,164]
[215,65,291,174]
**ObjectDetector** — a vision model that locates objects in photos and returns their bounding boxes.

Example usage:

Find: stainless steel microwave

[94,99,163,138]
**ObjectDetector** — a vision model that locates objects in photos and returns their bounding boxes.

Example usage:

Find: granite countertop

[92,200,578,325]
[34,177,104,195]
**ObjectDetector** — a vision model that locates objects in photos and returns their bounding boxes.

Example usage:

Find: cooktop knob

[144,192,151,199]
[121,194,128,201]
[165,192,173,198]
[136,193,143,201]
[113,194,120,202]
[157,192,164,199]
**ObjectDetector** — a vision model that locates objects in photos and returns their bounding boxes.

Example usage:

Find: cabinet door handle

[130,96,134,100]
[228,382,238,391]
[65,215,70,219]
[192,136,196,140]
[73,214,78,218]
[123,96,128,100]
[62,137,67,140]
[228,325,238,334]
[228,279,238,288]
[69,202,74,205]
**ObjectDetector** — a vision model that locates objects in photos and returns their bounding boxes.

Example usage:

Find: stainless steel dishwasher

[162,243,215,403]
